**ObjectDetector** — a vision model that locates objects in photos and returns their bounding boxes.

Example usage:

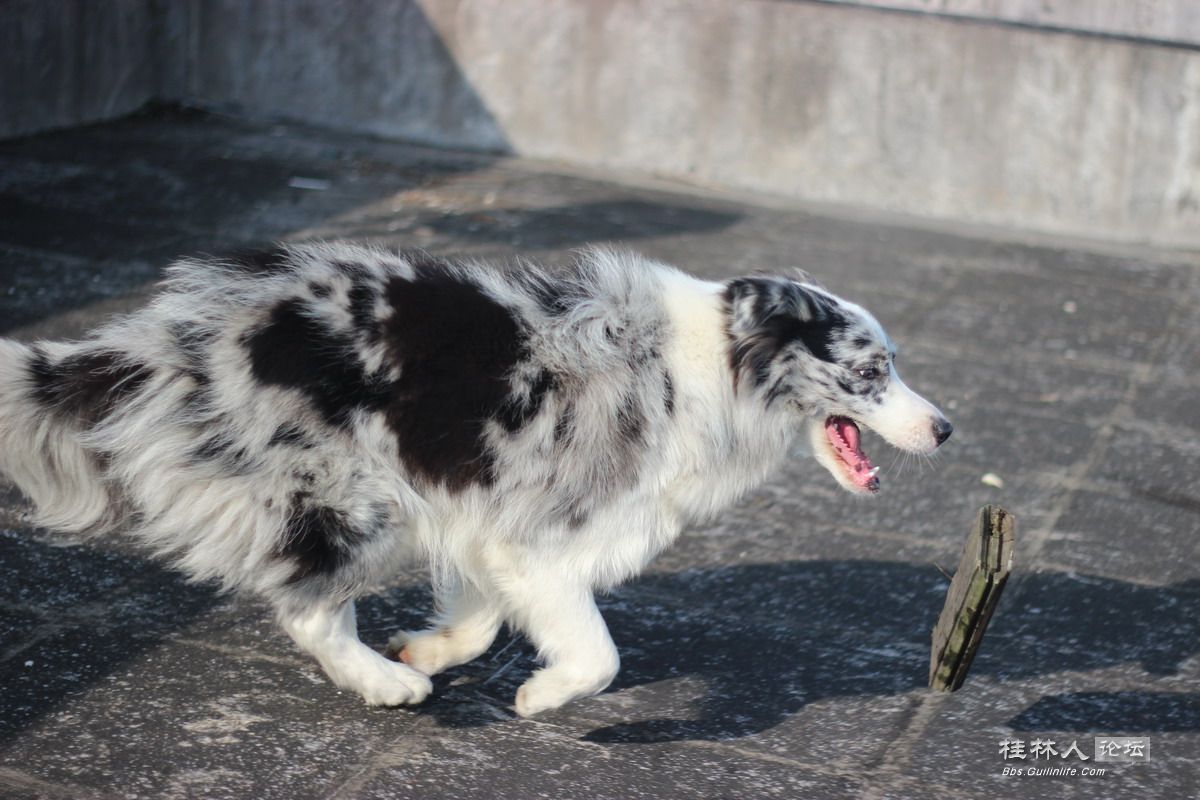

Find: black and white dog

[0,243,950,716]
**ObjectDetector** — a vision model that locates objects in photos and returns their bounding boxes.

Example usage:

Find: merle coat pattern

[0,243,951,715]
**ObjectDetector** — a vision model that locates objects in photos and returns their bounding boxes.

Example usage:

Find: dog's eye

[855,366,881,381]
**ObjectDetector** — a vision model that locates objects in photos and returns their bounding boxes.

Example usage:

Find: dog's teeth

[867,466,881,476]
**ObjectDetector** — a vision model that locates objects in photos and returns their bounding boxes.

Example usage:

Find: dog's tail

[0,338,116,533]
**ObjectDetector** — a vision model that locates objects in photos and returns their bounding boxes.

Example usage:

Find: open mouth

[825,416,880,493]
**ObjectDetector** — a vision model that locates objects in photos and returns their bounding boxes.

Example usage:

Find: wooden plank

[929,505,1015,692]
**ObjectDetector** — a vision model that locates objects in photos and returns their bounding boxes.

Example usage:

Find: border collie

[0,243,950,716]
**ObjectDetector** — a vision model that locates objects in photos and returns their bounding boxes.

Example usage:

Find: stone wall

[4,0,1197,247]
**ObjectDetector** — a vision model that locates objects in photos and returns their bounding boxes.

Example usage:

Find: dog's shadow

[2,528,1196,745]
[400,560,1200,743]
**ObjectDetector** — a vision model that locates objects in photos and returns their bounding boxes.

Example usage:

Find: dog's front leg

[496,564,620,717]
[280,600,432,707]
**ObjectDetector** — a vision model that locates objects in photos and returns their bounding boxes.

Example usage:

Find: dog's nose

[932,417,953,447]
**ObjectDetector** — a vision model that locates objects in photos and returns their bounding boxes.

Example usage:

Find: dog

[0,242,951,716]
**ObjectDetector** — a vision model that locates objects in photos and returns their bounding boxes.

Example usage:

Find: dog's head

[724,276,952,495]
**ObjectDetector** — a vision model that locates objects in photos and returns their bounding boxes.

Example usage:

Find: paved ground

[0,107,1197,800]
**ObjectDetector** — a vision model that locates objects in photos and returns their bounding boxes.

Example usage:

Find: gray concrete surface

[0,108,1198,800]
[5,1,1200,247]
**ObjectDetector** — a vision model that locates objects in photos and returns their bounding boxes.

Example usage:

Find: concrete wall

[822,0,1200,47]
[175,1,507,151]
[3,0,1199,248]
[399,0,1200,248]
[0,0,182,139]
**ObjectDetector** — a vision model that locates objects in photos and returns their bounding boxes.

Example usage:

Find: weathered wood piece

[929,505,1015,692]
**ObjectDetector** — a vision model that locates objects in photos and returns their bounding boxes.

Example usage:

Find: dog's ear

[724,277,845,375]
[724,277,824,336]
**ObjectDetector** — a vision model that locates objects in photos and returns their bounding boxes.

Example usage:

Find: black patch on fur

[309,281,331,298]
[727,336,775,389]
[617,393,645,445]
[245,298,391,428]
[775,312,846,364]
[498,369,556,433]
[566,508,589,530]
[382,265,526,490]
[192,434,232,462]
[724,278,848,388]
[347,276,380,343]
[662,370,675,416]
[30,349,152,425]
[190,432,253,473]
[279,493,366,583]
[268,423,313,449]
[226,245,293,274]
[752,353,774,386]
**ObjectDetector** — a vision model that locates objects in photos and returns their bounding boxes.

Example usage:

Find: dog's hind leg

[280,600,432,707]
[490,555,620,717]
[386,581,502,676]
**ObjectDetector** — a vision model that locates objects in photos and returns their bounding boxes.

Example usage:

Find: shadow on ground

[0,529,220,744]
[9,526,1190,747]
[316,199,741,250]
[550,562,1199,744]
[1010,691,1200,733]
[0,107,743,339]
[0,103,494,335]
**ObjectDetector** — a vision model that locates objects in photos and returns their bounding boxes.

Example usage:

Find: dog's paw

[350,658,433,707]
[386,625,494,676]
[386,628,459,676]
[514,666,614,718]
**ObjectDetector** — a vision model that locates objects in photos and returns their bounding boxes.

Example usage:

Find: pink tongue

[826,417,878,490]
[841,420,860,451]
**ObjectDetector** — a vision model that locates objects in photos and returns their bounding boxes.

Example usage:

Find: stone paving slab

[0,108,1197,799]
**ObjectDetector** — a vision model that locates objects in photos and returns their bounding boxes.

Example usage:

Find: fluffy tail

[0,339,113,532]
